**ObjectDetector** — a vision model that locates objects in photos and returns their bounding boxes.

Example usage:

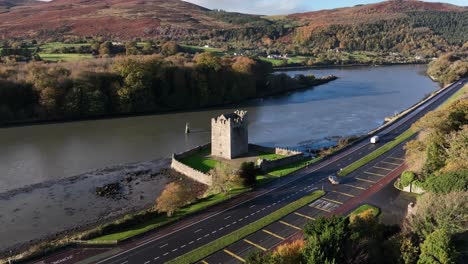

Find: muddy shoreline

[0,159,171,255]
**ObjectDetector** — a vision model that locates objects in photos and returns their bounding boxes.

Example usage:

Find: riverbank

[0,159,171,256]
[272,61,428,71]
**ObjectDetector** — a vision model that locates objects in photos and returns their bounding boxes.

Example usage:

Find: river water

[0,64,438,193]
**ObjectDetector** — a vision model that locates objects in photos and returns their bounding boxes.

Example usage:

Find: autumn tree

[155,182,193,217]
[271,239,305,264]
[161,41,180,56]
[194,52,222,71]
[209,164,238,195]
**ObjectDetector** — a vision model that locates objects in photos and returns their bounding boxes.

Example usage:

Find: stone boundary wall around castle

[171,144,212,186]
[249,144,304,173]
[258,153,305,173]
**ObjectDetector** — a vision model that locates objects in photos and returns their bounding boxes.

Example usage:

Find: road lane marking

[322,197,343,205]
[262,229,285,240]
[181,244,186,248]
[224,216,231,220]
[382,161,401,166]
[172,248,178,252]
[294,212,316,220]
[249,205,256,208]
[373,166,393,171]
[343,184,365,190]
[280,220,302,230]
[154,257,160,260]
[189,241,194,244]
[356,177,376,183]
[160,243,168,248]
[311,206,331,212]
[331,190,355,197]
[144,261,150,264]
[364,171,386,177]
[244,239,267,251]
[201,260,209,264]
[223,249,246,262]
[194,229,202,233]
[163,253,169,256]
[389,157,405,161]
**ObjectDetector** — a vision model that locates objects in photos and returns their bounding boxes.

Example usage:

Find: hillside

[0,0,267,39]
[0,0,466,56]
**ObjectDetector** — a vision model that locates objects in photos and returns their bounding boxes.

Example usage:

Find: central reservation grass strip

[338,129,415,177]
[167,190,325,264]
[90,187,249,242]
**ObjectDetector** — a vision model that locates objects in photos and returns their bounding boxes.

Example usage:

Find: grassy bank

[179,148,219,173]
[349,204,380,218]
[90,187,249,242]
[441,83,467,107]
[338,129,414,176]
[167,190,325,264]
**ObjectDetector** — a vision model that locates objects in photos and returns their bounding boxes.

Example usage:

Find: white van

[370,136,380,144]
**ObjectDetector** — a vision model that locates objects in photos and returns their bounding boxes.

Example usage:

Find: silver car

[328,175,340,185]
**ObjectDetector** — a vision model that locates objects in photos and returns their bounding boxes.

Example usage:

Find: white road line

[249,205,256,208]
[197,237,202,241]
[163,253,169,256]
[224,216,231,220]
[212,231,217,234]
[154,257,160,260]
[232,221,237,224]
[144,261,150,264]
[159,243,168,249]
[189,241,194,244]
[172,248,178,252]
[204,234,209,237]
[219,227,224,230]
[181,245,186,248]
[194,229,202,233]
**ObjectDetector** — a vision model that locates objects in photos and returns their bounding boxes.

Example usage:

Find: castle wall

[230,122,248,159]
[211,118,231,159]
[171,144,212,186]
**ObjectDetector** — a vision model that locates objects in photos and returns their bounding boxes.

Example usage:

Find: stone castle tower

[211,110,248,160]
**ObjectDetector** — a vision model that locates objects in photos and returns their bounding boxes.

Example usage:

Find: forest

[0,51,334,125]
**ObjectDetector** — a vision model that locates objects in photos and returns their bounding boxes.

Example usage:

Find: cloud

[184,0,307,15]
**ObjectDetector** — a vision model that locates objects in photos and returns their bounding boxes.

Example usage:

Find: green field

[180,148,220,173]
[39,53,94,62]
[167,190,325,264]
[258,152,286,161]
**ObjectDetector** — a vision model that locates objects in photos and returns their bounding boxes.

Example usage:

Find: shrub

[239,162,258,186]
[422,170,468,194]
[401,171,416,187]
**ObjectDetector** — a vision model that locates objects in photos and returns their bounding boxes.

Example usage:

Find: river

[0,64,438,193]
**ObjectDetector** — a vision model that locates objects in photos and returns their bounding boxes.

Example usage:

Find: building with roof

[211,110,248,160]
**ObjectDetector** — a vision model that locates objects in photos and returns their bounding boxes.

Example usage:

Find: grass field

[180,149,220,173]
[442,83,467,107]
[167,190,325,264]
[258,152,285,161]
[91,186,249,242]
[338,129,415,177]
[349,204,380,218]
[39,53,94,62]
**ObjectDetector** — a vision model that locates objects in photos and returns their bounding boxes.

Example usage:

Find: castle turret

[211,110,248,160]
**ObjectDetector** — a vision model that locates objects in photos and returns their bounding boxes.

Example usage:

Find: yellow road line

[344,184,366,190]
[374,166,393,171]
[382,161,401,166]
[294,212,316,220]
[322,197,343,205]
[389,157,405,161]
[244,239,267,251]
[223,249,245,263]
[331,190,355,197]
[262,229,285,240]
[311,206,331,213]
[364,171,386,177]
[279,220,302,230]
[201,261,209,264]
[356,177,376,183]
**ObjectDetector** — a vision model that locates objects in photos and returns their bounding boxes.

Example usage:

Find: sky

[183,0,467,15]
